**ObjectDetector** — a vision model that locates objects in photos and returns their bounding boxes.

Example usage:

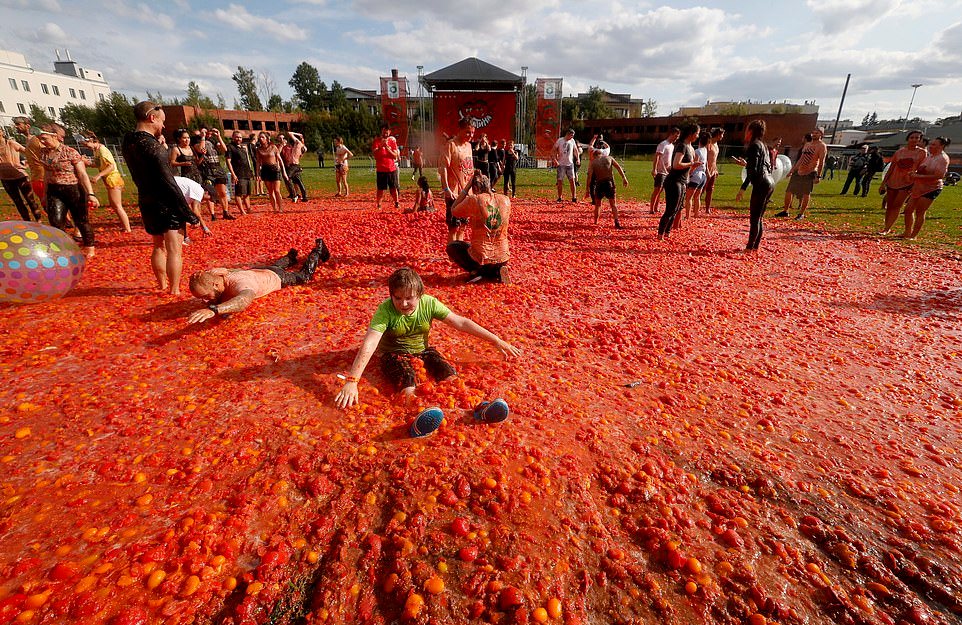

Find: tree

[861,113,871,126]
[60,103,99,133]
[328,81,347,112]
[28,104,54,127]
[267,94,284,112]
[95,92,136,140]
[216,93,226,109]
[869,112,878,126]
[232,66,263,111]
[578,86,613,120]
[184,81,215,109]
[258,71,277,111]
[641,99,658,117]
[289,62,327,111]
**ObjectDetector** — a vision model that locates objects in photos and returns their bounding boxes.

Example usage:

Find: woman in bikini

[255,132,286,213]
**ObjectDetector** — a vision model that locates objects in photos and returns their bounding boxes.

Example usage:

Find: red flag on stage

[380,75,409,152]
[535,78,562,160]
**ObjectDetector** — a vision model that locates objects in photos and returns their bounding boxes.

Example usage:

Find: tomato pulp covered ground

[0,197,960,625]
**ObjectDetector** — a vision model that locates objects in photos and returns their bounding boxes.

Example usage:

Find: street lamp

[416,65,424,143]
[902,83,922,130]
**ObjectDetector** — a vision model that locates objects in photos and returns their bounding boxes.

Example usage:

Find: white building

[0,49,112,127]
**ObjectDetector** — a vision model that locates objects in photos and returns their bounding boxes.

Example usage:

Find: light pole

[417,65,424,144]
[902,83,922,130]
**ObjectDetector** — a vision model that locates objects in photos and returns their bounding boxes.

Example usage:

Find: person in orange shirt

[779,128,826,220]
[448,171,511,284]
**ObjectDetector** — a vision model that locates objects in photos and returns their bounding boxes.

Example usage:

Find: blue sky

[1,0,960,123]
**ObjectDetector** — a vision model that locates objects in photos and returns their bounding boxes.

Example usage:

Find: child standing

[334,268,521,435]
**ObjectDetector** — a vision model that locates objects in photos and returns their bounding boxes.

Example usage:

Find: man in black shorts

[122,101,200,296]
[372,124,400,209]
[650,127,680,214]
[226,131,253,215]
[586,142,629,229]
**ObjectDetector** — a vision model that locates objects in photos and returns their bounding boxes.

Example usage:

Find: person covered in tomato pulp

[334,268,522,408]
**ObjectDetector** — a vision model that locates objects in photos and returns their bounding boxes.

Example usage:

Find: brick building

[160,105,303,139]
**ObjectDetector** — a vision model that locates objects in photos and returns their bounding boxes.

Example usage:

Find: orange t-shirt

[885,146,926,190]
[452,192,510,265]
[440,139,474,194]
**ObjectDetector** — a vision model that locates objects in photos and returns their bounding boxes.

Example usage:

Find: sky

[1,0,960,124]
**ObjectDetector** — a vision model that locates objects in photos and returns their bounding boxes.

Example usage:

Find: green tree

[187,111,222,133]
[28,104,54,127]
[60,103,98,133]
[232,66,263,111]
[578,86,613,120]
[289,62,327,111]
[184,81,215,109]
[95,92,136,140]
[328,81,347,111]
[641,99,658,117]
[267,94,284,112]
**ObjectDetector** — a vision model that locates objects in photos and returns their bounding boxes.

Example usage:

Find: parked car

[946,172,960,186]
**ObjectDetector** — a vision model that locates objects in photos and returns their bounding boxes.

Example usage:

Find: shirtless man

[439,118,476,243]
[779,128,827,220]
[187,238,331,324]
[586,141,629,229]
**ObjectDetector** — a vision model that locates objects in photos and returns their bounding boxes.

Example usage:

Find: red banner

[380,76,409,152]
[535,78,563,160]
[433,92,516,145]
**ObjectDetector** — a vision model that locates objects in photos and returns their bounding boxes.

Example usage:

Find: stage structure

[535,78,563,160]
[422,58,525,149]
[380,69,410,152]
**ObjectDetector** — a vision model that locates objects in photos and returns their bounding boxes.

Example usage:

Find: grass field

[2,157,959,247]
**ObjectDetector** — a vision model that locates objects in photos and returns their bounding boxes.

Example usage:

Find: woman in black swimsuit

[255,132,286,213]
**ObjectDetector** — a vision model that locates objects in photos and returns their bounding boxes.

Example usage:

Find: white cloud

[31,22,71,44]
[0,0,61,10]
[212,4,308,42]
[172,61,233,80]
[805,0,900,35]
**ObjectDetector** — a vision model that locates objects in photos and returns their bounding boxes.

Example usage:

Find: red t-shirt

[373,136,398,172]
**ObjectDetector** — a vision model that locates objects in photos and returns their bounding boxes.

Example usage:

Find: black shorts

[234,177,251,197]
[653,173,667,188]
[203,165,229,186]
[445,196,468,229]
[376,170,399,191]
[921,188,942,200]
[260,164,280,182]
[594,179,615,200]
[381,347,456,390]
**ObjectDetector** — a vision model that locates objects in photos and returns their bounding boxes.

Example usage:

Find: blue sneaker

[473,398,509,423]
[410,407,444,437]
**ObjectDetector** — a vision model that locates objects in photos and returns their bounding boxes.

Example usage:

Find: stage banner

[535,78,562,160]
[380,76,409,152]
[434,92,517,144]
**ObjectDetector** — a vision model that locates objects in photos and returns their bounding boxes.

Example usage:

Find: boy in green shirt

[335,268,520,434]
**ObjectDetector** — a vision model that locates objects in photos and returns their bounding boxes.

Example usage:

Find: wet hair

[457,118,474,130]
[906,130,923,141]
[12,116,31,126]
[190,135,203,147]
[416,175,430,193]
[804,133,813,142]
[932,136,951,147]
[257,131,271,144]
[669,126,681,136]
[710,127,725,139]
[82,130,99,142]
[335,135,344,142]
[471,172,492,193]
[680,124,700,140]
[698,131,710,147]
[746,119,766,142]
[175,129,190,140]
[188,271,218,296]
[133,101,162,121]
[388,268,424,297]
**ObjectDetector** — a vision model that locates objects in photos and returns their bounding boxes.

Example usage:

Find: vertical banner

[535,78,562,160]
[434,92,517,144]
[380,76,409,152]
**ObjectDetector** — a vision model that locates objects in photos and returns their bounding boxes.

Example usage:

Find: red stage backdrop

[434,92,516,144]
[380,76,409,151]
[535,78,563,160]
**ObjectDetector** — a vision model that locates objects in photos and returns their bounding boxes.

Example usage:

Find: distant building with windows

[0,49,112,126]
[574,90,645,118]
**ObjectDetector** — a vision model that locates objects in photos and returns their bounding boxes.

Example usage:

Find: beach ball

[0,221,86,304]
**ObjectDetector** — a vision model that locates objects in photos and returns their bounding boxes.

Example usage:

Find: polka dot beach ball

[0,221,86,304]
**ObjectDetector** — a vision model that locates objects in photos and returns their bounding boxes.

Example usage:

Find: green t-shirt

[369,295,451,354]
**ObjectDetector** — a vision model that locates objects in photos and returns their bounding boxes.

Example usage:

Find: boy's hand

[496,340,522,359]
[335,381,359,409]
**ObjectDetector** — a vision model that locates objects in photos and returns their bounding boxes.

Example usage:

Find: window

[59,108,65,118]
[17,103,26,114]
[47,107,55,117]
[21,80,30,92]
[41,83,49,95]
[69,88,76,98]
[9,78,18,90]
[52,85,60,96]
[79,90,86,100]
[98,93,105,102]
[0,102,5,113]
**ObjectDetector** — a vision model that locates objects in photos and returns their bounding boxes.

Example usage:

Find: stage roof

[422,57,524,91]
